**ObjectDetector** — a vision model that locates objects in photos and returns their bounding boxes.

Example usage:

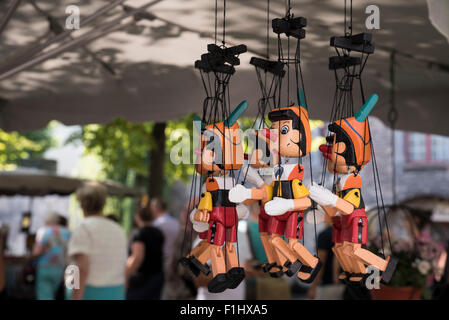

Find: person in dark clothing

[126,205,165,300]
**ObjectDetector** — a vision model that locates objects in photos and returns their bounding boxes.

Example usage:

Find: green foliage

[67,115,197,188]
[0,125,55,169]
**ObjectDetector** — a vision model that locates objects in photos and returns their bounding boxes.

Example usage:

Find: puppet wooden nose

[262,128,278,142]
[194,148,202,155]
[319,144,332,159]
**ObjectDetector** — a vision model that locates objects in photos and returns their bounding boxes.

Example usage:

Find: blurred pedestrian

[32,211,70,300]
[150,198,180,264]
[68,182,127,300]
[126,205,164,300]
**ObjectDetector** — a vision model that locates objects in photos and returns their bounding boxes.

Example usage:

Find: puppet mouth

[319,144,332,160]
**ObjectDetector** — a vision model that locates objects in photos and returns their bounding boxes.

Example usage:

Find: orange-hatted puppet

[309,94,397,284]
[239,129,285,277]
[229,104,321,283]
[180,101,250,293]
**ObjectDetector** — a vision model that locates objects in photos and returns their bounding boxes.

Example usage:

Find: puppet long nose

[319,144,332,160]
[262,128,278,142]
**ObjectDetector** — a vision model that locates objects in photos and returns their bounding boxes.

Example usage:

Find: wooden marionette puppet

[240,129,286,277]
[183,101,249,293]
[309,94,397,284]
[230,104,321,282]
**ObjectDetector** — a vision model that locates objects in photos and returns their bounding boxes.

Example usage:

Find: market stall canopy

[0,0,448,135]
[0,170,143,197]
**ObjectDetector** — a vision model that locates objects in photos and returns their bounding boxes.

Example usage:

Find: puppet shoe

[381,256,398,284]
[208,273,230,293]
[284,260,303,277]
[189,256,211,275]
[297,260,322,283]
[269,265,284,278]
[226,267,246,289]
[178,257,200,277]
[262,262,276,273]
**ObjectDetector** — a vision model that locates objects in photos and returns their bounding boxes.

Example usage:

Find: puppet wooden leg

[180,240,211,276]
[224,242,239,270]
[291,241,321,282]
[188,240,209,258]
[207,244,229,293]
[332,243,351,280]
[260,233,277,264]
[271,236,302,276]
[224,242,246,289]
[341,242,368,282]
[352,244,388,271]
[210,245,226,276]
[196,242,211,264]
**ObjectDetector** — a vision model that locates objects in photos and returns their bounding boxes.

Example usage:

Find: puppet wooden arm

[229,184,272,203]
[293,197,312,211]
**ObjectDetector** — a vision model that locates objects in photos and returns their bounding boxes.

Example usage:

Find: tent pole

[0,0,22,37]
[0,0,126,73]
[0,0,163,81]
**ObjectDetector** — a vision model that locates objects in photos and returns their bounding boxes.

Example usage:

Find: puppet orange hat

[326,94,378,169]
[194,101,248,173]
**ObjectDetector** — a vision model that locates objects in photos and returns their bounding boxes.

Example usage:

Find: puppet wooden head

[320,94,378,174]
[195,101,248,174]
[268,105,311,158]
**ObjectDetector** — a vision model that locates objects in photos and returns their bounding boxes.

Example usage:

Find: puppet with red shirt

[230,105,321,283]
[309,94,397,284]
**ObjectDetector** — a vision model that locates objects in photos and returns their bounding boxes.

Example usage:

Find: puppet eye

[280,125,289,135]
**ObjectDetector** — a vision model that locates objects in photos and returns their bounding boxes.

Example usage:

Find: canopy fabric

[0,0,448,135]
[0,171,143,197]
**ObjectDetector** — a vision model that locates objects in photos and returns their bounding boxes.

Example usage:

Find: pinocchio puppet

[309,94,397,284]
[240,129,284,277]
[182,101,249,293]
[230,103,321,282]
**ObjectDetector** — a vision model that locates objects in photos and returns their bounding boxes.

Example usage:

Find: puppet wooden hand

[190,209,209,232]
[308,183,338,207]
[264,197,294,216]
[229,184,252,203]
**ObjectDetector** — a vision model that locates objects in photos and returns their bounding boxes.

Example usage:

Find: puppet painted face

[268,106,311,159]
[320,134,355,174]
[271,119,302,158]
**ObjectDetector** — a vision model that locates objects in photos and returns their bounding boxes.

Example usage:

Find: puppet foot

[283,260,303,277]
[269,265,284,278]
[178,257,200,277]
[208,273,230,293]
[189,256,211,275]
[226,267,246,289]
[348,273,366,285]
[297,260,322,283]
[381,256,398,284]
[262,262,276,273]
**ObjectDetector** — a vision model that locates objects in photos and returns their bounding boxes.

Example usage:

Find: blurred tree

[0,125,55,169]
[66,114,196,193]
